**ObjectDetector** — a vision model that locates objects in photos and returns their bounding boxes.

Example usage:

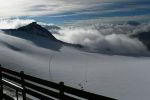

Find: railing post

[59,82,64,100]
[20,71,26,100]
[0,65,3,100]
[16,90,19,100]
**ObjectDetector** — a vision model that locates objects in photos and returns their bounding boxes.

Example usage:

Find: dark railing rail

[0,65,117,100]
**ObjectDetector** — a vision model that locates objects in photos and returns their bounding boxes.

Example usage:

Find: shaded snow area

[0,19,150,100]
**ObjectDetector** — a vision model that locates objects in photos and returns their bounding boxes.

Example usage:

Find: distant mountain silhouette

[2,22,57,41]
[126,21,140,26]
[2,22,83,49]
[131,31,150,50]
[42,24,61,31]
[17,22,57,41]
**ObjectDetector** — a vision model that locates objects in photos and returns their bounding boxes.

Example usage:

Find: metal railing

[0,65,117,100]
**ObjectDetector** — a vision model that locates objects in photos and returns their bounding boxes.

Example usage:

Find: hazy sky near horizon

[0,0,150,24]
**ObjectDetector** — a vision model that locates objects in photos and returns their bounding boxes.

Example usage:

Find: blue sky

[1,0,150,25]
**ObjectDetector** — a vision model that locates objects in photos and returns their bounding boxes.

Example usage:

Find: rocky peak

[17,22,57,41]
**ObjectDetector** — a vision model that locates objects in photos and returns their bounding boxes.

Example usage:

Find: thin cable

[49,55,54,81]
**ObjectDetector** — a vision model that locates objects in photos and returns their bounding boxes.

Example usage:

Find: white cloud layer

[0,19,34,29]
[54,23,149,54]
[0,18,149,55]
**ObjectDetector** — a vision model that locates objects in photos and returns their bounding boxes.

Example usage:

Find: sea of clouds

[54,23,150,55]
[0,18,150,55]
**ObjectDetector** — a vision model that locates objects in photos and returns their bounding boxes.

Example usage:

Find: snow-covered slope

[0,22,150,100]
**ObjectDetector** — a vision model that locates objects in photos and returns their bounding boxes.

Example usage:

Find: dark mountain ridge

[131,31,150,50]
[1,22,83,48]
[3,22,57,41]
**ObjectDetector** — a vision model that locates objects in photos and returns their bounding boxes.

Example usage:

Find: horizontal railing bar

[64,85,116,100]
[1,67,20,77]
[23,74,60,90]
[2,79,22,91]
[25,81,59,99]
[26,88,54,100]
[63,94,79,100]
[2,73,21,84]
[1,67,59,89]
[26,83,78,100]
